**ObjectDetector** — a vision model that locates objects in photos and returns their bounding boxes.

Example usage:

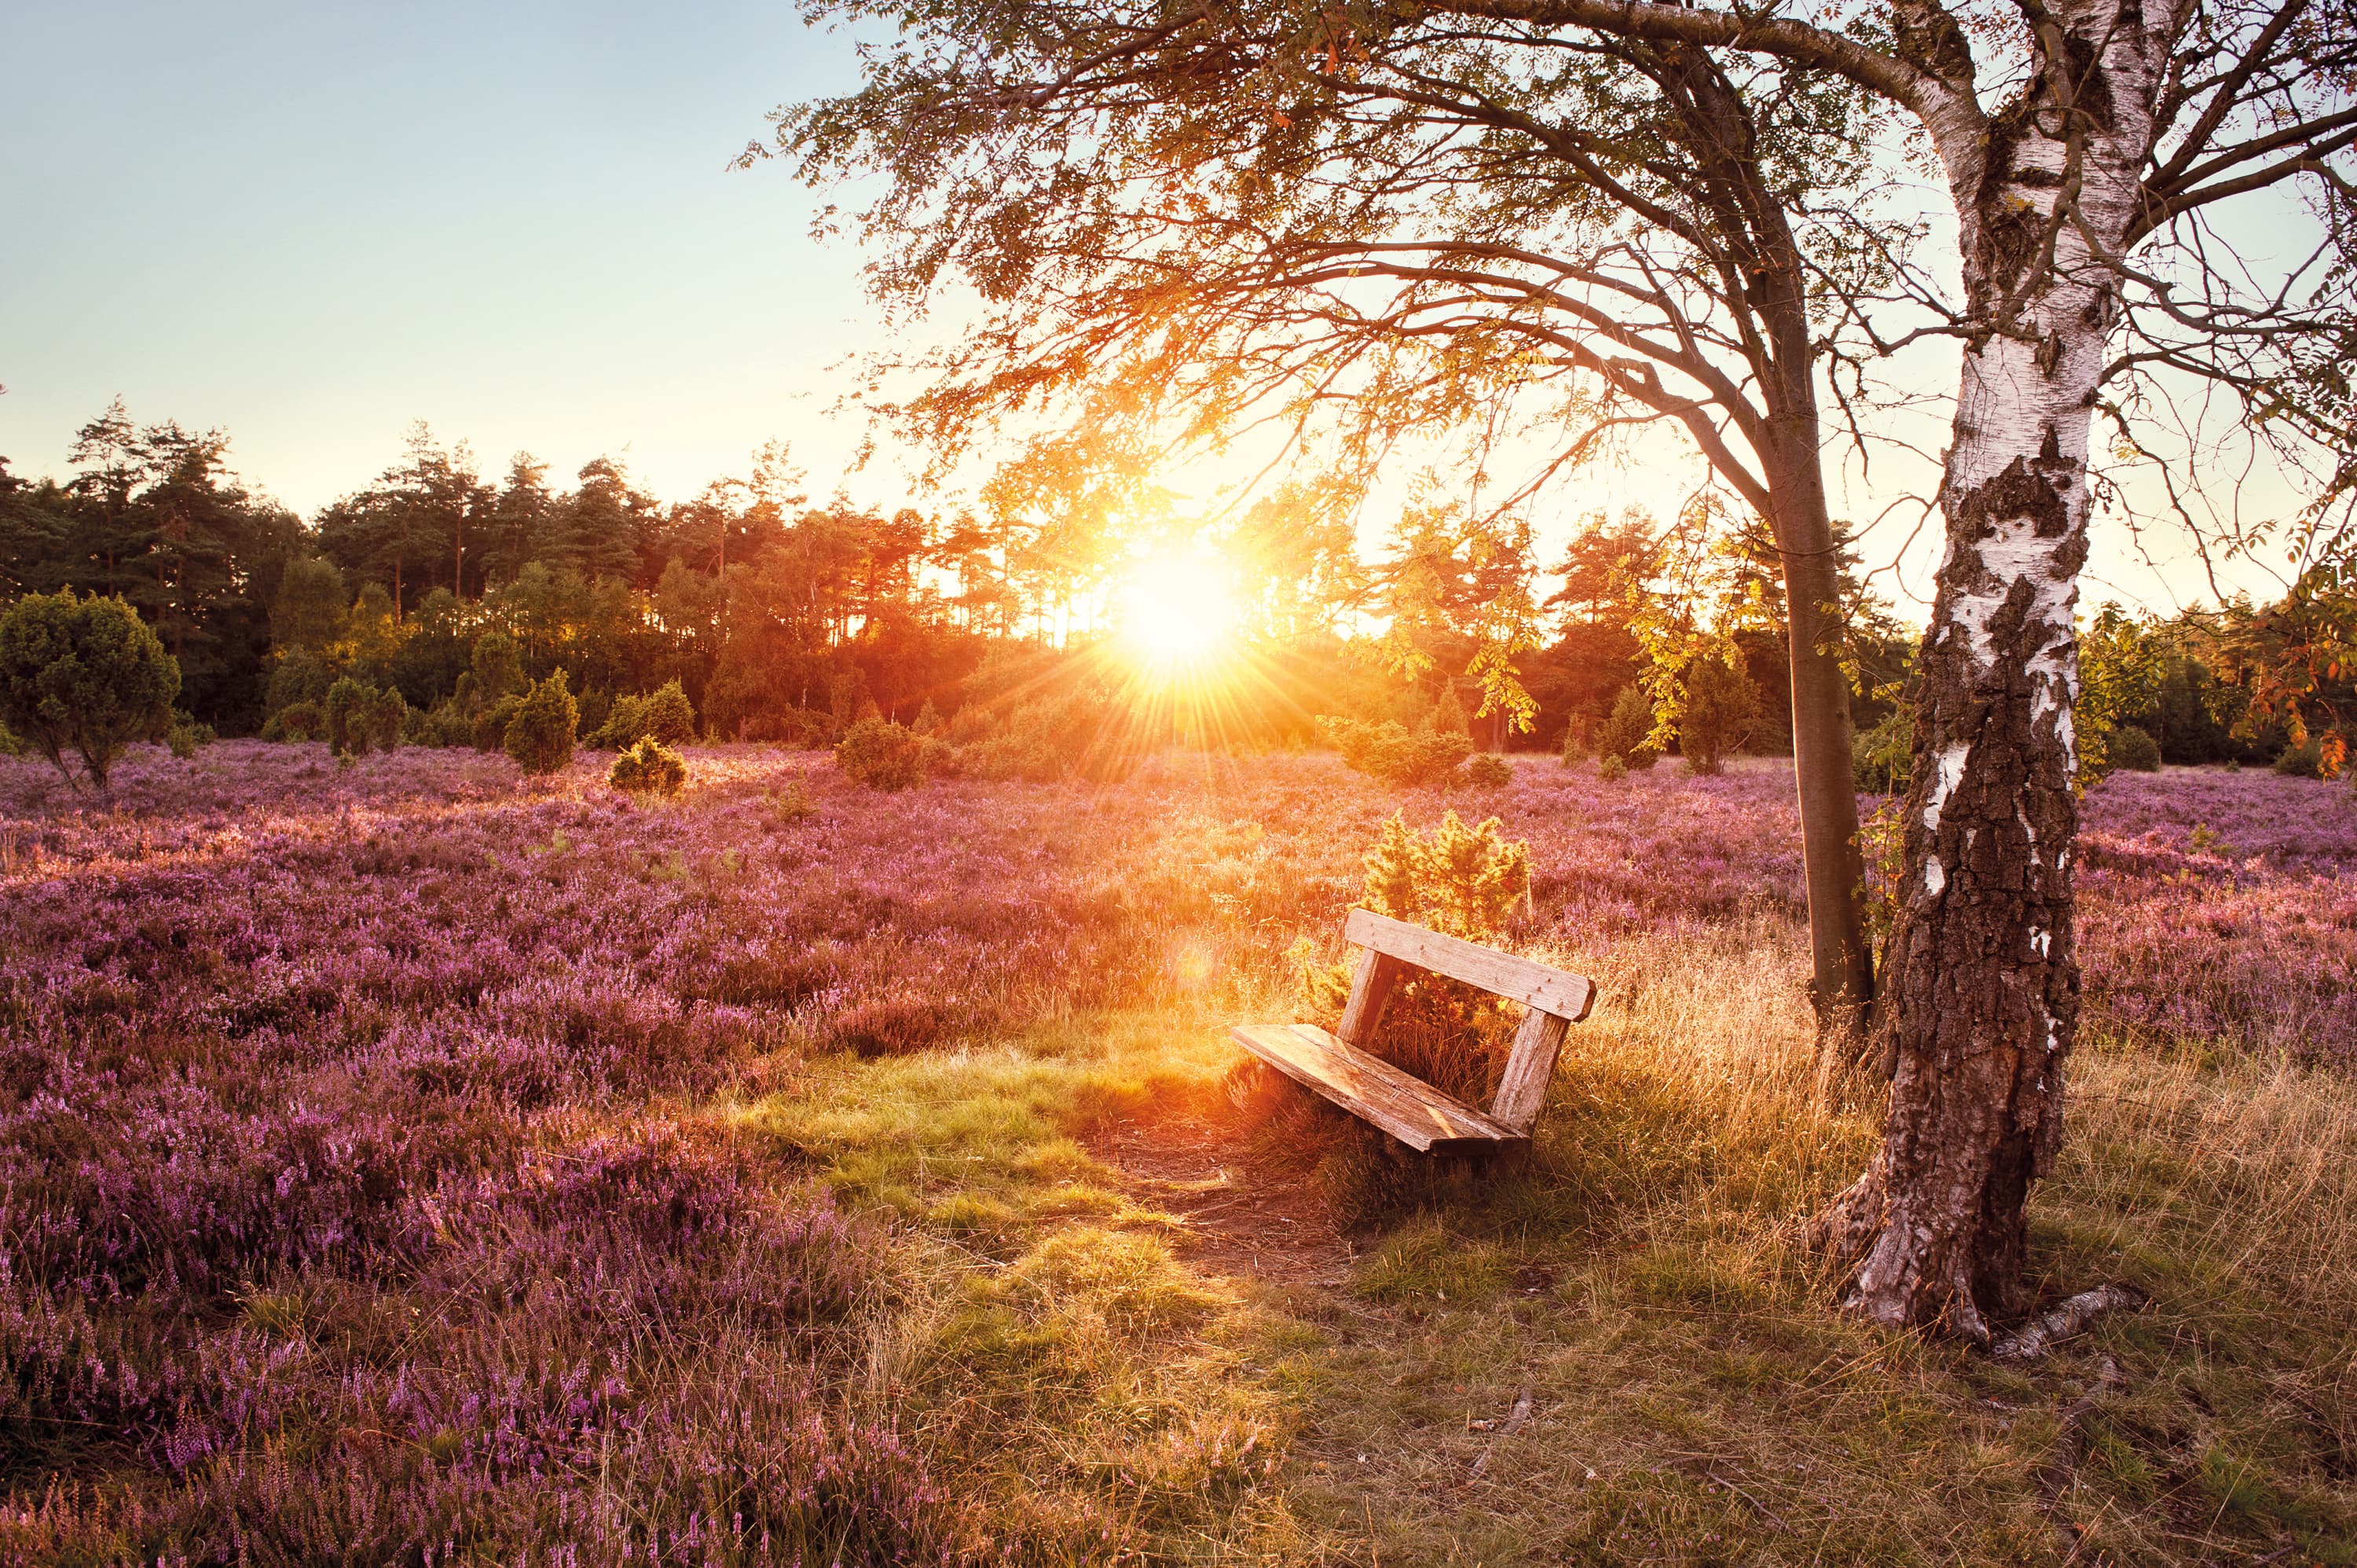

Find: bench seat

[1230,1022,1523,1154]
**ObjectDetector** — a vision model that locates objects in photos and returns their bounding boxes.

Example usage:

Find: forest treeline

[0,403,2335,776]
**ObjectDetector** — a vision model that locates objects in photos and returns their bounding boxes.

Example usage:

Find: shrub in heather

[838,715,926,790]
[166,713,214,758]
[2109,723,2163,773]
[471,692,523,750]
[504,670,577,775]
[1676,654,1759,775]
[590,691,650,748]
[405,700,472,747]
[0,588,180,791]
[323,676,372,756]
[1598,752,1629,782]
[609,735,687,797]
[1594,683,1660,770]
[958,691,1131,782]
[1314,716,1472,787]
[262,699,325,742]
[2274,731,2344,779]
[641,678,697,744]
[1462,752,1512,789]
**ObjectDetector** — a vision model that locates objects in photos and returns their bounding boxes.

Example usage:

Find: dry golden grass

[744,912,2356,1565]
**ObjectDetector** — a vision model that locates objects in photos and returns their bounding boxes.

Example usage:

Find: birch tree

[772,0,2357,1335]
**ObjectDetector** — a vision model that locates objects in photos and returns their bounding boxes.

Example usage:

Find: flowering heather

[0,741,2348,1560]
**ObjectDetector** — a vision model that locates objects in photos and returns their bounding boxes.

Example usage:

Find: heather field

[4,743,2355,1565]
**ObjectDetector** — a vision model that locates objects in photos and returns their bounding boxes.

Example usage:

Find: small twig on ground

[1467,1379,1535,1479]
[1992,1284,2150,1361]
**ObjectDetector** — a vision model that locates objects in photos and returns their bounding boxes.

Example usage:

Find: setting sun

[1117,553,1235,668]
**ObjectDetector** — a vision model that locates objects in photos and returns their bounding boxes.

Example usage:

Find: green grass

[735,931,2357,1566]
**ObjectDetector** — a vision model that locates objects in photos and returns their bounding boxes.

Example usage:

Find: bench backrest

[1343,909,1596,1021]
[1336,908,1596,1135]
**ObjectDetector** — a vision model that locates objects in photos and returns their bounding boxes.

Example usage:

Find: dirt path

[1086,1114,1358,1287]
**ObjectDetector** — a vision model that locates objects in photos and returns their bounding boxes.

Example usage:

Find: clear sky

[2,1,883,513]
[0,2,2305,619]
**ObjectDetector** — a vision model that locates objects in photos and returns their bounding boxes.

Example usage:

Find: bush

[324,678,405,758]
[954,691,1130,783]
[1677,656,1759,775]
[472,694,525,752]
[836,716,926,790]
[1852,706,1913,793]
[0,589,181,791]
[589,693,651,749]
[167,713,215,760]
[404,702,472,748]
[1593,684,1659,770]
[264,701,326,742]
[609,736,687,797]
[1462,753,1512,789]
[1598,753,1629,783]
[1558,716,1590,765]
[1315,716,1472,787]
[504,670,578,775]
[2274,732,2345,779]
[2109,723,2162,773]
[641,679,697,745]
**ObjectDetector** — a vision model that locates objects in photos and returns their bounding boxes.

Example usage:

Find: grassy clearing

[755,920,2357,1565]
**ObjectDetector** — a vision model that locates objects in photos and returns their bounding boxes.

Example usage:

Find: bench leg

[1336,950,1407,1046]
[1490,1009,1570,1134]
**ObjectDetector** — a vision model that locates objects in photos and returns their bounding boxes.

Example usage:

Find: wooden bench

[1230,909,1597,1154]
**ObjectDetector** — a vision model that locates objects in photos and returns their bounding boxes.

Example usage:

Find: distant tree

[504,669,578,775]
[0,590,180,791]
[1594,686,1660,771]
[1676,655,1761,775]
[271,557,347,653]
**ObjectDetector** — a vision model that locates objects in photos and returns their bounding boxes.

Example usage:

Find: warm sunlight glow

[1117,553,1236,669]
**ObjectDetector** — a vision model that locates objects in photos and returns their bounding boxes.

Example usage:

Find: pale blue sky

[1,1,884,512]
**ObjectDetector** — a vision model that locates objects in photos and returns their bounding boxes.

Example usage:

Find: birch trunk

[1815,0,2169,1339]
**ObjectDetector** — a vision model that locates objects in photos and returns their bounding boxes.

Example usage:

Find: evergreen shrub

[504,671,578,775]
[835,716,926,790]
[609,736,687,797]
[0,589,180,791]
[1594,685,1659,771]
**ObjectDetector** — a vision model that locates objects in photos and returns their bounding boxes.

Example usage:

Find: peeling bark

[1814,0,2172,1339]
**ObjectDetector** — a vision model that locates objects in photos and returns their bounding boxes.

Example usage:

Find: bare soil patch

[1086,1112,1358,1287]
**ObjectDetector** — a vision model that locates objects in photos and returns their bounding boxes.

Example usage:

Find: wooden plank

[1230,1023,1523,1154]
[1343,909,1596,1022]
[1489,1008,1571,1133]
[1335,950,1406,1046]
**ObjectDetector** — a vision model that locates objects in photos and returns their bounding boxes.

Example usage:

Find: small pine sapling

[609,736,687,797]
[504,670,578,775]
